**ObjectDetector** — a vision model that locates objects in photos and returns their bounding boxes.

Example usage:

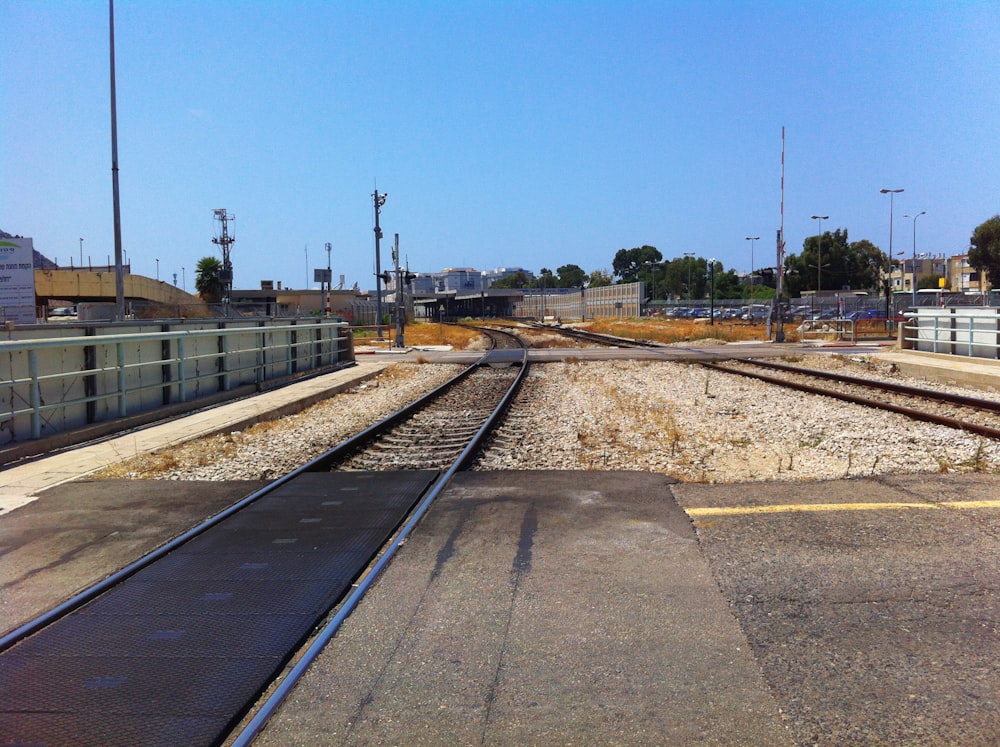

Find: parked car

[48,306,77,320]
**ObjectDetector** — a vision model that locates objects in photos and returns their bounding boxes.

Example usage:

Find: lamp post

[684,252,695,302]
[745,236,759,302]
[155,257,159,281]
[79,237,83,266]
[810,215,828,293]
[708,258,716,325]
[903,211,926,306]
[880,188,904,322]
[643,260,659,309]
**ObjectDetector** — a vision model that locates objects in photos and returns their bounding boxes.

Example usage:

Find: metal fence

[0,318,351,445]
[901,307,1000,359]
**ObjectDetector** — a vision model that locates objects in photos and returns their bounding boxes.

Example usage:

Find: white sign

[0,237,37,323]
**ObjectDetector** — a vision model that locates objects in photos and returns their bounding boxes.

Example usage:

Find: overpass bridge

[34,269,200,306]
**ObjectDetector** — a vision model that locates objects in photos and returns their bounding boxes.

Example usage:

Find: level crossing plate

[0,470,438,747]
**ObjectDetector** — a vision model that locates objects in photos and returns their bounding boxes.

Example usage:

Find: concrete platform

[250,470,1000,747]
[879,348,1000,393]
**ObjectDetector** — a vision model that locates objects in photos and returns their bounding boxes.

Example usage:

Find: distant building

[396,266,535,294]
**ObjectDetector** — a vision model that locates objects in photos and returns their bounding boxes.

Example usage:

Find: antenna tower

[212,208,236,308]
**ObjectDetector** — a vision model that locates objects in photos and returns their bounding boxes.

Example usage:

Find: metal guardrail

[0,319,350,442]
[901,308,1000,358]
[798,318,859,344]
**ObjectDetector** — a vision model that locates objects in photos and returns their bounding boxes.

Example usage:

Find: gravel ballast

[98,354,1000,484]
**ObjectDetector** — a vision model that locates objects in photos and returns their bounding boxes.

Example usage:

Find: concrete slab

[253,471,792,747]
[673,473,1000,746]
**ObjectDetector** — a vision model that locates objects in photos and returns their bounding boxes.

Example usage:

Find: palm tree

[195,256,223,301]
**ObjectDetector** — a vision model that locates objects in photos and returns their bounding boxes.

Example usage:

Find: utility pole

[774,126,787,342]
[325,242,332,317]
[393,233,405,347]
[109,0,125,320]
[373,189,387,338]
[212,209,235,315]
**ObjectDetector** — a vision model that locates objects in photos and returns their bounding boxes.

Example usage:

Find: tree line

[493,214,1000,301]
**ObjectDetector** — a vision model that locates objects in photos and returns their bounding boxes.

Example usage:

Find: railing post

[256,320,266,390]
[28,348,41,439]
[217,322,229,392]
[177,336,187,402]
[289,322,297,376]
[84,328,97,424]
[116,341,127,417]
[160,324,172,406]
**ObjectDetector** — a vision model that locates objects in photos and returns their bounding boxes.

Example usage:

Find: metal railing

[0,319,350,443]
[901,307,1000,358]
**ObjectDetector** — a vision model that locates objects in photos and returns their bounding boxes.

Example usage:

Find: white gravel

[99,354,1000,484]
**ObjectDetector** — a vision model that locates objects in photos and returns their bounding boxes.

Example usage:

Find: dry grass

[354,322,483,349]
[580,317,798,344]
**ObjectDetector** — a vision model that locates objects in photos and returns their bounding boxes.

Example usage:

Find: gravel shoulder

[93,353,1000,484]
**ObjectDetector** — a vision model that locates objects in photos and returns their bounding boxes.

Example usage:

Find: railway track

[709,357,1000,440]
[0,328,527,747]
[517,321,1000,440]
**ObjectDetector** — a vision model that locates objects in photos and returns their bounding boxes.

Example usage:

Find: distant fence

[0,318,352,450]
[514,283,644,321]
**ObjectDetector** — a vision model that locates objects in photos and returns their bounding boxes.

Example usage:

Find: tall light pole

[810,215,828,293]
[155,257,159,281]
[745,236,759,302]
[880,188,904,322]
[373,189,387,338]
[684,252,695,301]
[109,0,125,320]
[903,211,926,306]
[708,258,716,325]
[79,237,83,266]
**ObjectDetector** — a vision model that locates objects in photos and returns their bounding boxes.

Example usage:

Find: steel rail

[701,361,1000,440]
[228,334,529,745]
[524,321,664,348]
[731,357,1000,414]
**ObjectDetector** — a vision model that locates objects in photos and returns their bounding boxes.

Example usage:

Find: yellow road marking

[686,500,1000,517]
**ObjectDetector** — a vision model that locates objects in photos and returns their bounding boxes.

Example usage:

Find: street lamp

[643,260,659,307]
[903,211,926,306]
[745,236,759,302]
[880,188,904,322]
[155,258,159,281]
[810,215,828,293]
[684,252,695,302]
[708,258,716,325]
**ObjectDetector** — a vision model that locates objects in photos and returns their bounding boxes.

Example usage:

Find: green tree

[556,263,588,288]
[490,271,530,289]
[663,254,705,299]
[968,215,1000,291]
[784,229,884,296]
[587,269,613,288]
[195,256,223,301]
[612,245,662,283]
[528,267,556,289]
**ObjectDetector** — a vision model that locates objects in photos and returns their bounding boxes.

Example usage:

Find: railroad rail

[0,328,527,747]
[708,357,1000,440]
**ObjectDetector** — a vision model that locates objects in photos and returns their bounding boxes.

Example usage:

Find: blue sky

[3,1,998,293]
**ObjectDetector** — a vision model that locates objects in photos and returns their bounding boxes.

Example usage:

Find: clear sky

[3,1,998,293]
